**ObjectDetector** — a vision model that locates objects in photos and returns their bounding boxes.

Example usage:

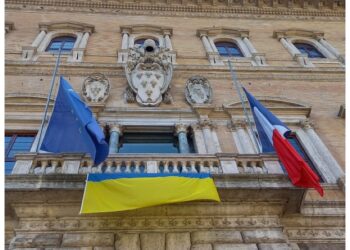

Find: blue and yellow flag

[80,173,220,213]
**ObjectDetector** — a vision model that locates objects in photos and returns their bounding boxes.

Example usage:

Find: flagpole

[35,45,64,152]
[227,59,261,153]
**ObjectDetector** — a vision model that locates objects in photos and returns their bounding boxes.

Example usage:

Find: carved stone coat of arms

[81,73,110,103]
[185,76,213,105]
[124,39,173,106]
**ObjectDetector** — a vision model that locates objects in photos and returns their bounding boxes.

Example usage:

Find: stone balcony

[11,153,285,176]
[6,152,307,213]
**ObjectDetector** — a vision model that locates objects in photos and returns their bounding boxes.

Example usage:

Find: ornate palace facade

[5,0,345,249]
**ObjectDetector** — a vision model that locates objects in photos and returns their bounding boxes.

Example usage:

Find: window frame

[134,38,160,47]
[45,35,77,53]
[215,41,244,57]
[293,42,326,59]
[114,126,196,154]
[5,133,36,174]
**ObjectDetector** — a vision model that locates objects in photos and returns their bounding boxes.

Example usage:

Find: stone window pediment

[273,28,344,66]
[197,27,266,66]
[22,21,95,62]
[38,21,94,33]
[224,96,312,117]
[118,24,176,64]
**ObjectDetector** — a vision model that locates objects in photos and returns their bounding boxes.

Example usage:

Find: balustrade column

[109,123,122,154]
[31,30,47,47]
[175,124,190,153]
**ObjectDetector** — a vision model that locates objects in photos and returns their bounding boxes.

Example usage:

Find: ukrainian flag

[80,173,220,213]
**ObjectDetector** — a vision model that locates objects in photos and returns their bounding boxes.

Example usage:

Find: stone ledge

[242,230,287,243]
[191,230,242,244]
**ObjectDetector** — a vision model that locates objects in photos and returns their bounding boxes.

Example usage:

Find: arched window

[293,43,325,58]
[134,38,159,47]
[215,42,243,57]
[46,36,76,52]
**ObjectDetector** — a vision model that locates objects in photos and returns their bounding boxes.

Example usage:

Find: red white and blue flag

[243,88,324,196]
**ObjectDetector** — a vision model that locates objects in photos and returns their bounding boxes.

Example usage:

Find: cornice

[5,0,345,21]
[5,60,346,82]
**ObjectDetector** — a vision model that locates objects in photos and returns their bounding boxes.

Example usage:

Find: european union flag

[41,76,109,164]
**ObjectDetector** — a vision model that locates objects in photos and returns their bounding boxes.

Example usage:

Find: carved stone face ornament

[82,73,110,103]
[185,76,213,105]
[125,39,173,106]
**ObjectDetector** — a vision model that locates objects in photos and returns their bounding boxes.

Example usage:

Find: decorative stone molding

[199,118,213,129]
[286,229,345,241]
[273,29,344,67]
[22,21,95,62]
[299,119,314,129]
[81,73,110,103]
[185,76,213,105]
[5,21,14,34]
[15,216,281,231]
[230,119,246,130]
[124,39,173,106]
[197,27,267,66]
[224,96,312,118]
[108,123,123,135]
[5,0,345,19]
[175,123,189,134]
[38,21,94,33]
[273,29,324,40]
[118,25,176,64]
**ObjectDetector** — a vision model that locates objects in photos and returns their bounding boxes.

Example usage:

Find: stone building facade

[5,0,345,249]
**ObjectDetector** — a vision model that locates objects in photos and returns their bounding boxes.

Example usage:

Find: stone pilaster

[298,119,344,183]
[192,124,207,154]
[198,119,217,154]
[229,119,256,154]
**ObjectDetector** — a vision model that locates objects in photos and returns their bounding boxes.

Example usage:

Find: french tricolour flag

[243,88,324,196]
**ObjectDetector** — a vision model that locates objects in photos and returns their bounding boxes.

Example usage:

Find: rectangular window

[116,129,195,154]
[286,134,324,182]
[5,134,35,175]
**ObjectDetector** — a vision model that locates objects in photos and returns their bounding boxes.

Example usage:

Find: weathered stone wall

[5,9,345,167]
[5,1,345,250]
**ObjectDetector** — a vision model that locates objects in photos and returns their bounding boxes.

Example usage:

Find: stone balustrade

[12,153,285,176]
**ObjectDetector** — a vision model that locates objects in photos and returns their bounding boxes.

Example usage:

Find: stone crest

[185,76,213,104]
[82,73,110,103]
[124,39,173,106]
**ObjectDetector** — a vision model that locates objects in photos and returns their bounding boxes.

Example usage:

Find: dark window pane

[119,133,178,153]
[117,131,196,154]
[294,43,325,58]
[215,42,243,57]
[5,162,15,175]
[119,143,178,153]
[46,36,76,52]
[15,137,35,143]
[134,39,159,46]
